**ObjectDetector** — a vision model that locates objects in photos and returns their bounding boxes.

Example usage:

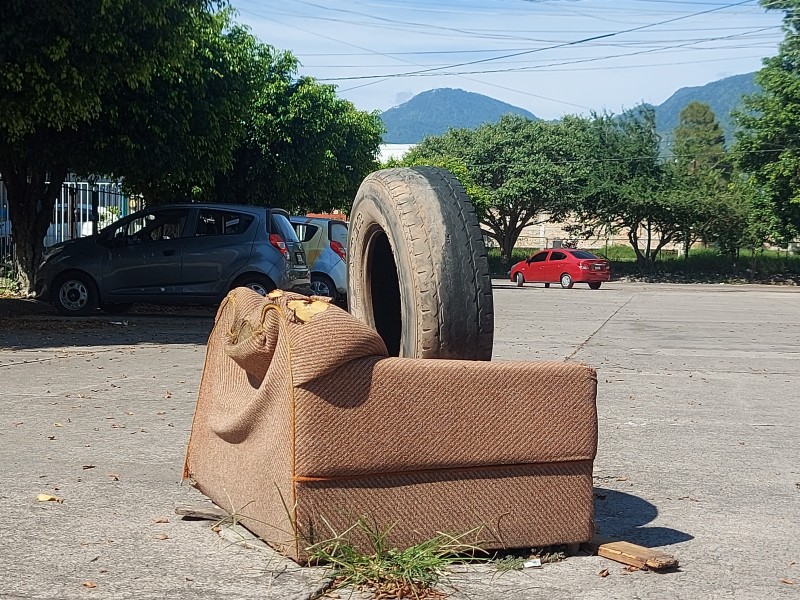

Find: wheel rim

[310,279,331,297]
[516,273,523,285]
[245,282,269,296]
[561,274,571,287]
[59,280,89,311]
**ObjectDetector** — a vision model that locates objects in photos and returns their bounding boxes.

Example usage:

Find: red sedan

[510,248,611,289]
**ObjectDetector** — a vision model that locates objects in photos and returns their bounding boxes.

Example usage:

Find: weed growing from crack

[306,517,487,599]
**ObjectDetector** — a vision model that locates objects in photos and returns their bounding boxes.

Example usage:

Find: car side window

[529,252,548,263]
[292,223,319,243]
[271,213,301,242]
[549,251,567,261]
[195,210,253,236]
[125,209,189,245]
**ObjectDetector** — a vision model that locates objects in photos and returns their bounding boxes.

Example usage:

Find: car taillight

[579,261,590,270]
[330,240,346,261]
[269,233,290,260]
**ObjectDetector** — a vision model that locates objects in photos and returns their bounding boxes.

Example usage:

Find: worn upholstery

[184,288,598,562]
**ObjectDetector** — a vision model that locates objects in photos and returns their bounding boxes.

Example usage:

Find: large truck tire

[347,167,494,360]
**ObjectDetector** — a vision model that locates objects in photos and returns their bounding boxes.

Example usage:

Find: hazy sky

[231,0,784,120]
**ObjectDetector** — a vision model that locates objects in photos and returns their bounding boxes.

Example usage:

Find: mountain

[654,72,758,143]
[380,88,537,144]
[380,74,759,145]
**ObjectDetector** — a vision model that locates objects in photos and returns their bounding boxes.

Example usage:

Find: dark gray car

[35,203,310,315]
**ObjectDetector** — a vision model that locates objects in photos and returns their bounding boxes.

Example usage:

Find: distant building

[305,210,347,222]
[378,144,415,163]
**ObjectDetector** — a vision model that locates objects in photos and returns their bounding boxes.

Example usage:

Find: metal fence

[0,179,137,278]
[485,235,632,252]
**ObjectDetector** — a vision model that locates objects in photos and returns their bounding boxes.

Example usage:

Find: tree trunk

[628,228,647,267]
[2,161,68,295]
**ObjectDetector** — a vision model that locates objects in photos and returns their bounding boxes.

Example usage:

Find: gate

[0,179,137,279]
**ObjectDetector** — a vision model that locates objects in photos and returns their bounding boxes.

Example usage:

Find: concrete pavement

[1,282,798,599]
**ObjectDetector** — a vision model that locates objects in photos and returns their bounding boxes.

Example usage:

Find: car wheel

[348,167,494,360]
[515,272,524,287]
[233,274,276,297]
[588,282,602,290]
[310,273,337,300]
[560,273,574,289]
[100,302,133,314]
[53,273,98,316]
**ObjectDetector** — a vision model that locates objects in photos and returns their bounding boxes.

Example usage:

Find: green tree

[573,107,674,266]
[0,0,244,293]
[208,67,384,214]
[672,101,727,170]
[734,0,800,243]
[93,18,269,204]
[394,129,491,220]
[668,102,734,257]
[407,115,590,263]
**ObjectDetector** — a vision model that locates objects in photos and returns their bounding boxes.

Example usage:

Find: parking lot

[1,281,798,599]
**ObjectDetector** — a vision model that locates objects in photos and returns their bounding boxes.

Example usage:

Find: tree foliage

[0,1,384,292]
[0,0,237,291]
[571,107,678,265]
[403,115,590,262]
[666,102,740,257]
[208,68,384,213]
[734,0,800,243]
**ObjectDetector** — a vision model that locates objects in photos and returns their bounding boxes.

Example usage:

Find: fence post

[91,187,99,236]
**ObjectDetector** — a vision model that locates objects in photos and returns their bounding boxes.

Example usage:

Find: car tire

[348,166,494,360]
[544,283,550,288]
[100,302,133,314]
[53,272,99,316]
[310,273,338,300]
[232,274,276,297]
[515,272,524,287]
[560,273,574,289]
[588,282,602,290]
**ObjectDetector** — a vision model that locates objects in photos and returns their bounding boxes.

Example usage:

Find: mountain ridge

[380,88,538,144]
[380,73,758,144]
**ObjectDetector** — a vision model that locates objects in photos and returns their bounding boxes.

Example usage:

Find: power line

[317,0,761,82]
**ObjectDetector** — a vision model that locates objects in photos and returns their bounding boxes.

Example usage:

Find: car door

[525,251,549,281]
[547,250,568,283]
[100,207,191,298]
[180,208,257,298]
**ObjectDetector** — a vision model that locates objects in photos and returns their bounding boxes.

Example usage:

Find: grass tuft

[307,517,487,599]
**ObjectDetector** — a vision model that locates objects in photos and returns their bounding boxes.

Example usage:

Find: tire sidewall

[348,181,419,356]
[348,167,493,360]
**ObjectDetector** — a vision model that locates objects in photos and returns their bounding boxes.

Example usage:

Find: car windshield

[570,250,599,259]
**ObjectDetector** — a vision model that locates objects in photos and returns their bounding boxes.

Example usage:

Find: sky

[230,0,785,120]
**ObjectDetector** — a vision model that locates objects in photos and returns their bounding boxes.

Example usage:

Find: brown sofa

[184,288,598,562]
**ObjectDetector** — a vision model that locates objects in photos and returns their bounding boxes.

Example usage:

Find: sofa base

[258,460,596,562]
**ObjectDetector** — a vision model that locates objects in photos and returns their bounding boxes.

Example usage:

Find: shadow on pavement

[0,298,215,349]
[594,488,693,547]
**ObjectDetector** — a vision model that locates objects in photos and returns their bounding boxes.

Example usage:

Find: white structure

[378,143,416,163]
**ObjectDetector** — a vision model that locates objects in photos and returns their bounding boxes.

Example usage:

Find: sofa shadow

[593,487,693,547]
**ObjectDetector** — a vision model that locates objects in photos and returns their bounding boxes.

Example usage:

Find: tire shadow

[594,487,693,547]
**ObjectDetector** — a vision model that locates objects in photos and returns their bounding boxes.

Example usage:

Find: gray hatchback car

[35,203,310,315]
